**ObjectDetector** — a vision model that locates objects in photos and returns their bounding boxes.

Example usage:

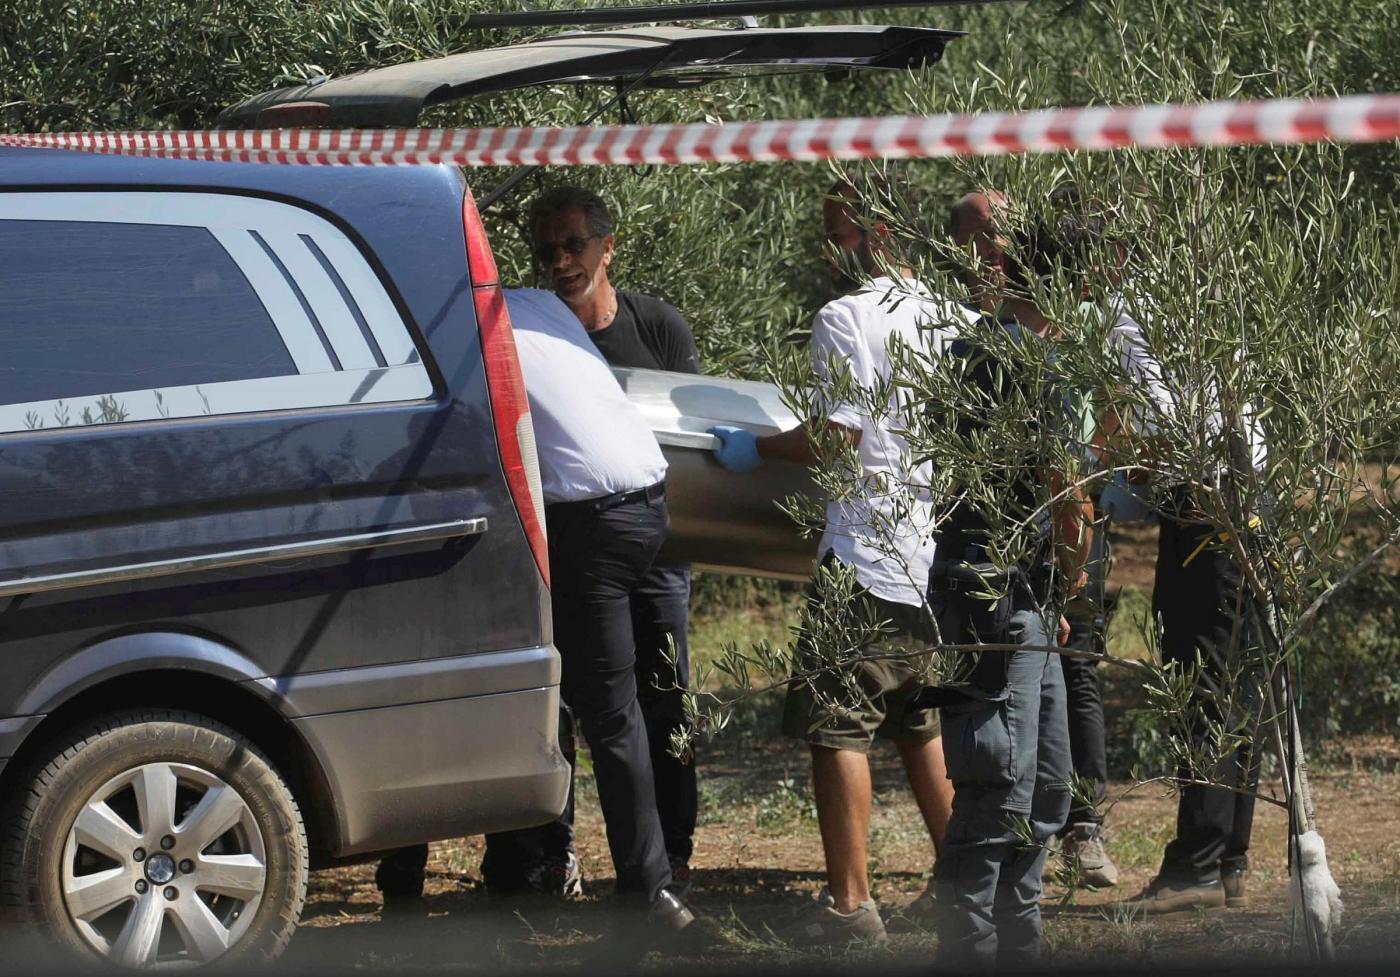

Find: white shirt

[812,277,978,607]
[1104,295,1266,470]
[505,288,667,504]
[1103,302,1176,438]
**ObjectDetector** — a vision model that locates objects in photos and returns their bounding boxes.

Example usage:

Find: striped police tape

[2,93,1398,167]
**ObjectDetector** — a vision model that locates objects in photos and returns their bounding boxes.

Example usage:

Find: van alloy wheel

[0,709,306,969]
[61,762,268,967]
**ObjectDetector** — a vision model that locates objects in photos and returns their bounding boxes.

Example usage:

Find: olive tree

[679,0,1399,961]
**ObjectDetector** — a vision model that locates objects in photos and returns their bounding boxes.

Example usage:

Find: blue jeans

[934,605,1072,970]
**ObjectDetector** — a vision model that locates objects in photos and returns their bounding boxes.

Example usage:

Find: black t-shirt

[587,290,700,374]
[935,318,1057,563]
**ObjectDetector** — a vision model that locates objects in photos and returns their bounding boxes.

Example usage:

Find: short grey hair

[527,185,614,247]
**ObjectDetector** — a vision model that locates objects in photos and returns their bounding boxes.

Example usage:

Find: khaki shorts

[781,562,941,753]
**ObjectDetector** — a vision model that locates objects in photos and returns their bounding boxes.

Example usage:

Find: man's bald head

[949,190,1011,311]
[950,190,1009,247]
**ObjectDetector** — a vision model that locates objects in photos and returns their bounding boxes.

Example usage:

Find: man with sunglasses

[482,186,701,900]
[528,185,699,375]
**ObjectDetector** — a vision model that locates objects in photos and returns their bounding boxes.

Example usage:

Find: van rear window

[0,220,297,405]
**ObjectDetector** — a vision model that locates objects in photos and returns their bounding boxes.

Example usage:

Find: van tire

[0,709,307,968]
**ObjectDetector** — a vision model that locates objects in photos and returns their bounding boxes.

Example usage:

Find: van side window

[0,192,433,433]
[0,221,297,405]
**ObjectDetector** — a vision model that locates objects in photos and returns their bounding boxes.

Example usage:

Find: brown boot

[1122,877,1225,915]
[1222,867,1247,908]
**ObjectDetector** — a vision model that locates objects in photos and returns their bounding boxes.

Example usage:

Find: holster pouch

[927,559,1017,641]
[916,558,1055,710]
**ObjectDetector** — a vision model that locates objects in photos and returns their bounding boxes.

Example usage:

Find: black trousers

[481,562,697,884]
[484,491,674,899]
[1061,515,1110,826]
[632,565,698,862]
[1060,626,1108,825]
[378,491,677,900]
[1153,502,1263,883]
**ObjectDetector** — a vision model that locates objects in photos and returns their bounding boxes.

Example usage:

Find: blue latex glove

[710,425,763,474]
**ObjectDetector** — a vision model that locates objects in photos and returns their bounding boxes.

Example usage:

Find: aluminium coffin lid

[614,367,819,580]
[217,24,961,128]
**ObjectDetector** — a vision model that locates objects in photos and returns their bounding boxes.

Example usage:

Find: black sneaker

[523,851,584,898]
[487,851,584,899]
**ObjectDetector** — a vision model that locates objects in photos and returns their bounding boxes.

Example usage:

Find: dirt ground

[277,719,1400,972]
[275,522,1398,972]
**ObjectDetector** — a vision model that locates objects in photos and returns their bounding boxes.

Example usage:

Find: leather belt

[549,481,665,514]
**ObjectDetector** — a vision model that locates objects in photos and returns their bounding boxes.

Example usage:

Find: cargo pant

[933,601,1072,971]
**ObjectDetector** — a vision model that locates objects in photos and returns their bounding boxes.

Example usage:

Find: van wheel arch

[0,670,341,861]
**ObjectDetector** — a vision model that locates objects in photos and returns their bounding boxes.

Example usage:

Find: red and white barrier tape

[3,94,1398,167]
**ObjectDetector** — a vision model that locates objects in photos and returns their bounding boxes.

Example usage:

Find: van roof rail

[467,0,1019,30]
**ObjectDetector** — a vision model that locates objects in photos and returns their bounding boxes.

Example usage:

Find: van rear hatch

[217,24,960,128]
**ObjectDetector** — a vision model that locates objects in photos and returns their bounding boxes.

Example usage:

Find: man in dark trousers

[372,288,698,942]
[1046,190,1264,913]
[481,186,701,897]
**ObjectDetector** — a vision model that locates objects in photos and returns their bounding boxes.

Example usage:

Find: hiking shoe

[667,856,693,898]
[1122,877,1225,915]
[777,887,888,948]
[1222,867,1247,908]
[1061,822,1120,888]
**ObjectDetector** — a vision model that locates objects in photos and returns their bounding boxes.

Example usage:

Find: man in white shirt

[712,177,968,945]
[491,288,695,936]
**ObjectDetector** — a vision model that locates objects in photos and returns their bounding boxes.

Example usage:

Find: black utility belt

[549,480,665,515]
[928,560,1016,593]
[927,559,1053,601]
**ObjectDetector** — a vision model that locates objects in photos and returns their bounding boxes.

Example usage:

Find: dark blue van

[0,146,567,967]
[0,22,963,968]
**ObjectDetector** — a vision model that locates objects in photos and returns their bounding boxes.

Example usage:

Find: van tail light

[463,190,549,588]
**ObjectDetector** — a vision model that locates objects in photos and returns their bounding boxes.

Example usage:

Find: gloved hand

[710,425,763,473]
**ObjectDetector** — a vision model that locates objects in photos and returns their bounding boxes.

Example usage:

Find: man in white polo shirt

[497,287,694,937]
[712,176,970,945]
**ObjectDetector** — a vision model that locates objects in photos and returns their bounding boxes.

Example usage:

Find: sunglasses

[533,234,602,265]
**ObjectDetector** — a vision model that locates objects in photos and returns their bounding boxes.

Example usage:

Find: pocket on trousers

[941,698,1016,789]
